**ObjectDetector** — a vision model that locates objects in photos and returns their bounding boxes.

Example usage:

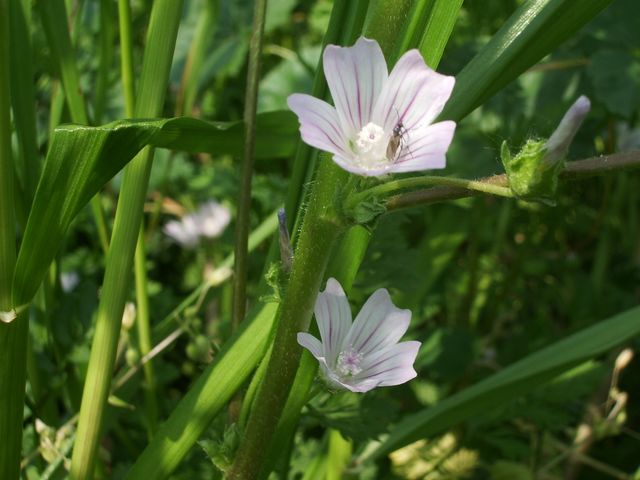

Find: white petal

[314,278,352,364]
[388,120,456,173]
[372,50,455,134]
[323,37,388,137]
[329,154,379,177]
[297,332,324,360]
[354,341,420,387]
[163,219,199,248]
[342,288,411,356]
[197,201,231,238]
[287,93,350,158]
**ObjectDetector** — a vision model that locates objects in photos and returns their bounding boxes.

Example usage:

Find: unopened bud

[0,309,16,323]
[615,348,633,371]
[545,96,591,164]
[122,302,136,330]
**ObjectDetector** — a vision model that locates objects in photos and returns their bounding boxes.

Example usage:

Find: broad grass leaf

[365,305,640,460]
[12,112,296,305]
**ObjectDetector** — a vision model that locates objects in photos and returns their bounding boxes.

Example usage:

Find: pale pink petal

[354,341,420,387]
[323,37,388,137]
[342,288,411,356]
[287,93,350,158]
[314,278,352,363]
[387,120,456,173]
[372,50,455,134]
[297,332,324,360]
[329,154,375,176]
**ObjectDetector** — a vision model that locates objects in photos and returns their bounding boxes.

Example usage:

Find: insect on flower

[297,278,421,393]
[288,37,456,177]
[386,118,409,162]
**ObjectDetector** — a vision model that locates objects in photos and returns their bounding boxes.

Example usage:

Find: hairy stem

[386,151,640,210]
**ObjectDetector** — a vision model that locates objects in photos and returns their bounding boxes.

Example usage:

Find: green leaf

[587,49,640,118]
[12,112,296,306]
[125,302,278,479]
[365,305,640,460]
[442,0,613,122]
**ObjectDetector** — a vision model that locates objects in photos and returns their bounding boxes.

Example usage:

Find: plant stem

[231,0,268,332]
[0,2,27,476]
[386,151,640,211]
[350,174,515,209]
[118,0,158,439]
[118,0,135,117]
[69,1,183,478]
[227,160,348,480]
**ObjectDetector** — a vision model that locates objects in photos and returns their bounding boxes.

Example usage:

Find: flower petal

[314,278,352,364]
[297,332,324,360]
[323,37,388,137]
[287,93,350,157]
[342,288,411,356]
[354,340,420,388]
[387,120,456,173]
[372,50,455,134]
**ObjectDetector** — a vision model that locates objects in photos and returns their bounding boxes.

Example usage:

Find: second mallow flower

[288,37,456,177]
[298,278,421,393]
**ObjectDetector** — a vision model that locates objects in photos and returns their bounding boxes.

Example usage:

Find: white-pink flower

[288,37,456,177]
[297,278,421,393]
[163,200,231,248]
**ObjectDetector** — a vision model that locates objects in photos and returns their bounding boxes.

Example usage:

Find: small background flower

[298,278,421,393]
[163,200,231,248]
[288,37,456,177]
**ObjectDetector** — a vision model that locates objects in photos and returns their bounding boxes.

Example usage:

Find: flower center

[353,122,392,170]
[336,348,363,377]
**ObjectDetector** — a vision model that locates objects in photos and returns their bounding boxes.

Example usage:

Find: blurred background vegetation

[21,0,639,478]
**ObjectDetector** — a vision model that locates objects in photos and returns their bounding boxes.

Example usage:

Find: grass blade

[365,305,640,460]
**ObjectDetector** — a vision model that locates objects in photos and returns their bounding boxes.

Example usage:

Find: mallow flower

[163,200,231,248]
[288,37,456,177]
[297,278,421,393]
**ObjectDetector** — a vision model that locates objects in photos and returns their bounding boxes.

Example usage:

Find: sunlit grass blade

[125,303,278,479]
[364,305,640,460]
[441,0,613,121]
[12,112,297,307]
[69,1,184,477]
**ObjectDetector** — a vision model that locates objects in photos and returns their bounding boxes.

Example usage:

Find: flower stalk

[232,0,268,332]
[227,159,349,479]
[0,2,27,477]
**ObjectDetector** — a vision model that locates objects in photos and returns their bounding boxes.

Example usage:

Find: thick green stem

[69,1,183,478]
[0,2,27,477]
[232,0,268,332]
[227,161,348,479]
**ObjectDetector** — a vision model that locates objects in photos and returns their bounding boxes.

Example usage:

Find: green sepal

[199,423,242,474]
[259,262,284,304]
[501,139,564,206]
[350,195,387,226]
